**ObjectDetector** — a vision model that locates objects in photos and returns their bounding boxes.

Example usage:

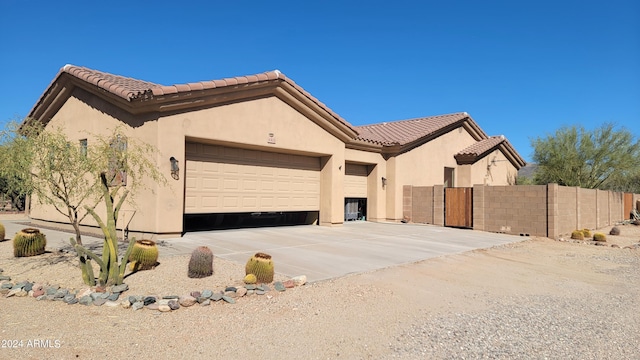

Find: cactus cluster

[593,233,607,242]
[581,229,592,238]
[245,252,274,283]
[188,246,214,278]
[13,228,47,257]
[128,239,159,271]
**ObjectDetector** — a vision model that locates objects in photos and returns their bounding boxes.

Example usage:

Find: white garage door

[344,163,369,198]
[185,143,321,214]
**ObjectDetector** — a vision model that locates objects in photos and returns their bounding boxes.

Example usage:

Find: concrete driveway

[1,216,527,283]
[162,222,527,283]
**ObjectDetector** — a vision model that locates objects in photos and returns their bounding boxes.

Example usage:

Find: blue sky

[1,1,638,161]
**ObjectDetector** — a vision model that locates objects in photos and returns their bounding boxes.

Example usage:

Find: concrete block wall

[403,184,637,239]
[476,185,547,236]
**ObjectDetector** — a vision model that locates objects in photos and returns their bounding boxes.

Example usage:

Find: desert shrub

[593,233,607,242]
[571,230,584,240]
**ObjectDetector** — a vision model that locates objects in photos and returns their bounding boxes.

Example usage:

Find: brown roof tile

[457,136,505,157]
[354,112,473,146]
[61,64,160,100]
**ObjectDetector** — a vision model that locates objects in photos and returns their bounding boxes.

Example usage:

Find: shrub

[13,228,46,257]
[245,252,275,283]
[571,230,584,240]
[593,233,607,242]
[609,227,620,236]
[188,246,214,278]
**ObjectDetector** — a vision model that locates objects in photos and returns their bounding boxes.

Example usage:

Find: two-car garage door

[184,142,320,214]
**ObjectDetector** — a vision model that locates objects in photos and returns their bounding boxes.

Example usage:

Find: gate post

[473,184,485,232]
[433,185,445,226]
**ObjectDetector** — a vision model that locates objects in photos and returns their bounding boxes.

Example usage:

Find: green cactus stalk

[129,239,159,271]
[188,246,214,278]
[593,233,607,242]
[245,252,274,283]
[13,228,47,257]
[0,221,5,241]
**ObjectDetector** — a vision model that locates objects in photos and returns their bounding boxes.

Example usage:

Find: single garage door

[184,142,320,214]
[344,163,369,198]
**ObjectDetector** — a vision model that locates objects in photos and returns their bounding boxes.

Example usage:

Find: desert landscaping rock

[143,296,156,305]
[111,284,128,293]
[179,295,197,307]
[222,295,235,304]
[201,289,213,298]
[158,304,172,312]
[291,275,307,286]
[93,298,107,306]
[274,281,285,292]
[0,275,11,281]
[210,293,222,301]
[79,295,92,306]
[132,301,144,311]
[235,287,247,297]
[168,300,180,310]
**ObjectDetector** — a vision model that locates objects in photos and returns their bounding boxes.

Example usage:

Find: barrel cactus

[570,230,584,240]
[13,228,47,257]
[593,233,607,242]
[128,239,159,271]
[581,229,591,238]
[0,221,5,241]
[243,273,257,284]
[188,246,214,278]
[245,252,274,283]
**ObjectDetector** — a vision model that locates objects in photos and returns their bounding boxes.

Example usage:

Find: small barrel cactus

[188,246,214,278]
[13,228,47,257]
[570,230,584,240]
[245,252,274,283]
[581,229,591,238]
[243,273,257,284]
[129,239,158,271]
[609,227,620,236]
[0,221,5,241]
[593,233,607,242]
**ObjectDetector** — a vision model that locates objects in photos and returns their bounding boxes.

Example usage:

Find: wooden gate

[445,187,473,228]
[624,193,633,219]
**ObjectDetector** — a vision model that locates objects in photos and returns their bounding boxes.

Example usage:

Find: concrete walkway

[1,215,528,283]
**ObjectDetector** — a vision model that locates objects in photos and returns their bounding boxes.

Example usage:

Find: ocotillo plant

[70,172,135,286]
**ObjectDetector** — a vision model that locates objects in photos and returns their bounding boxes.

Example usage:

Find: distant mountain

[518,163,538,179]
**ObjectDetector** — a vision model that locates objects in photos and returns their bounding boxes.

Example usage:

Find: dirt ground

[1,222,638,359]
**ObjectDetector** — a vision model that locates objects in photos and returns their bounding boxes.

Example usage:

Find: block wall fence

[403,184,640,238]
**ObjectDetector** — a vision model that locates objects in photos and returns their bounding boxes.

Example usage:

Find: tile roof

[46,65,354,132]
[457,135,505,156]
[354,112,476,146]
[61,64,161,101]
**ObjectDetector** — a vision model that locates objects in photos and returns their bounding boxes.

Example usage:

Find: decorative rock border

[0,268,307,312]
[555,238,640,249]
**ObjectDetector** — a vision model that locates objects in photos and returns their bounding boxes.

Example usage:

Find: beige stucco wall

[458,149,518,187]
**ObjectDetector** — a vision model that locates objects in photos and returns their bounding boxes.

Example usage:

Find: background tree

[531,123,640,190]
[0,119,166,285]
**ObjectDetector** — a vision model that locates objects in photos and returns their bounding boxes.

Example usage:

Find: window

[108,135,127,186]
[444,167,455,188]
[79,139,87,157]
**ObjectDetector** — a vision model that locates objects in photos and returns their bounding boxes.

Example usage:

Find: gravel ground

[1,221,639,359]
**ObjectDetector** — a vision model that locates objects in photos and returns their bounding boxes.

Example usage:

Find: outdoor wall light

[381,177,387,187]
[170,156,179,180]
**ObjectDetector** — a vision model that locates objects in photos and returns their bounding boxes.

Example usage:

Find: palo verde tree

[0,119,166,285]
[531,123,640,190]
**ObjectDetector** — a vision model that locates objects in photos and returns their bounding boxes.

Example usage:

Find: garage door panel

[344,163,369,198]
[185,143,320,213]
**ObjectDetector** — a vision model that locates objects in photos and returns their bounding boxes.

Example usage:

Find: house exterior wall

[344,148,386,222]
[458,149,518,187]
